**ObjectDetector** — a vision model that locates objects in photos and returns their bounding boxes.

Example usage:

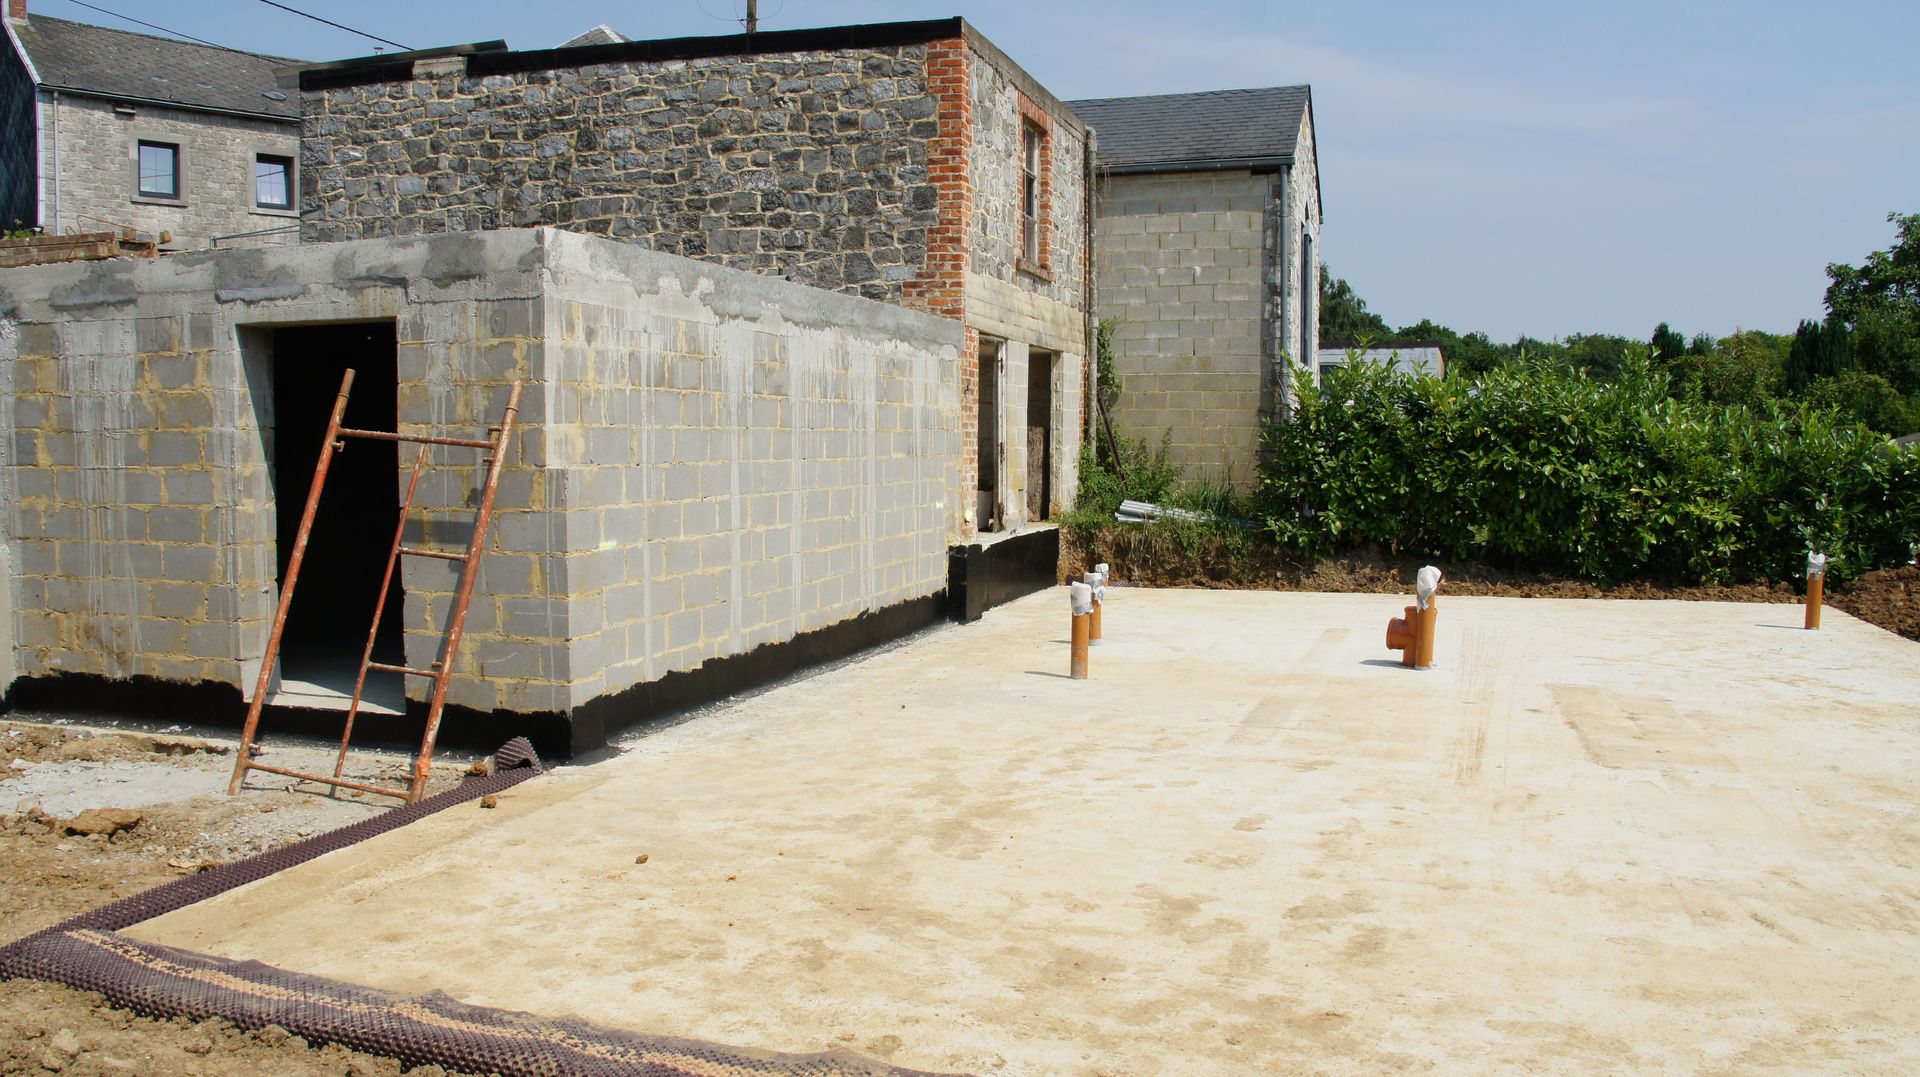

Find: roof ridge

[1066,84,1308,106]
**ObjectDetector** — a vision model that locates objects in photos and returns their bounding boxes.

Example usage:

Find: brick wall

[0,229,960,717]
[1097,169,1271,487]
[43,94,297,249]
[302,45,943,306]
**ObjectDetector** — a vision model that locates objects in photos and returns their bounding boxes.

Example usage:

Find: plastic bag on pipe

[1070,581,1093,616]
[1416,566,1442,610]
[1095,562,1110,587]
[1807,552,1828,581]
[1083,571,1104,602]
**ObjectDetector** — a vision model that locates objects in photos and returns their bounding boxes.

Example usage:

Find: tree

[1651,322,1688,362]
[1784,318,1852,393]
[1318,265,1390,344]
[1825,211,1920,395]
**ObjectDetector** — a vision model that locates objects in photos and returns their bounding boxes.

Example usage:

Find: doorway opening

[976,336,1003,532]
[1026,350,1054,521]
[264,321,404,713]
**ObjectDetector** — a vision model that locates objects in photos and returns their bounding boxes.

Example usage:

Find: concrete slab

[129,590,1920,1074]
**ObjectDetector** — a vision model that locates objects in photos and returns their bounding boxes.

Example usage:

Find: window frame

[133,139,184,204]
[252,152,296,213]
[1013,93,1054,281]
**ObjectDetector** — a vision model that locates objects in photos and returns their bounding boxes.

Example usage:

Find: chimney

[7,0,24,23]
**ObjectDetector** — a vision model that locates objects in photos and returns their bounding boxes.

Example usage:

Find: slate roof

[10,14,301,121]
[559,25,630,48]
[1067,85,1310,173]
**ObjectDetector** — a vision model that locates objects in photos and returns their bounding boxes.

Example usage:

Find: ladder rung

[338,428,496,450]
[399,546,468,562]
[236,760,411,800]
[367,661,442,677]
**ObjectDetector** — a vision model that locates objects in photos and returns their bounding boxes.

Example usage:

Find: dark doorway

[976,337,1001,532]
[1026,350,1053,521]
[269,323,404,697]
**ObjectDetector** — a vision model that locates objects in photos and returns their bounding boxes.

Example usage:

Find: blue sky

[40,0,1920,342]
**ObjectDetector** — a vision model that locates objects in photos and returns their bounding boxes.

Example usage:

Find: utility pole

[745,0,757,33]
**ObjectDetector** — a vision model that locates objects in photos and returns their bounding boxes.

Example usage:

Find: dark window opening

[137,140,180,199]
[977,338,1001,532]
[1026,351,1054,522]
[254,154,293,210]
[268,322,405,706]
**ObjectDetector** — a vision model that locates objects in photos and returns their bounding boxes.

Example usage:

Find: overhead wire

[58,0,239,52]
[255,0,411,51]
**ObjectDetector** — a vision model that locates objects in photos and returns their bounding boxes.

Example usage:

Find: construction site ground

[4,588,1910,1074]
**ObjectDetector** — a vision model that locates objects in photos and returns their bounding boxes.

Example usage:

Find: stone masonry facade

[299,20,1090,534]
[0,229,960,721]
[41,94,299,250]
[302,47,942,305]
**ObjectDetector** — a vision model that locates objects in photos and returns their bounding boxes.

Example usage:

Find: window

[1021,123,1042,265]
[136,140,180,200]
[254,154,294,210]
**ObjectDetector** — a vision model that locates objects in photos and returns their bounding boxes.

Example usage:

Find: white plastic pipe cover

[1083,571,1104,602]
[1416,565,1442,610]
[1070,581,1093,616]
[1807,552,1828,580]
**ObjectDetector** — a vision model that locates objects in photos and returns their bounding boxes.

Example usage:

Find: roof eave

[1100,154,1293,176]
[37,84,296,124]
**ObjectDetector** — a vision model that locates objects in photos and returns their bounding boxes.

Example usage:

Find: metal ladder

[228,369,523,804]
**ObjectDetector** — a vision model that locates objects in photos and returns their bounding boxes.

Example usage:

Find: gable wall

[1096,168,1270,487]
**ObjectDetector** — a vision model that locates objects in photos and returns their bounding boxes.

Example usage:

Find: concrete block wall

[43,94,298,250]
[1097,169,1270,487]
[0,228,960,722]
[528,232,959,711]
[1,298,277,690]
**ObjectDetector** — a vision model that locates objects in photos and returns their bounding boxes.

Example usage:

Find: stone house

[1069,86,1321,487]
[0,0,302,250]
[297,16,1092,537]
[0,18,1093,755]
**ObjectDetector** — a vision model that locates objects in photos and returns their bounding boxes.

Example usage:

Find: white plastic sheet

[1070,581,1093,616]
[1416,565,1442,610]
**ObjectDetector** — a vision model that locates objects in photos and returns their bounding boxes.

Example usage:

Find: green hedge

[1256,358,1920,584]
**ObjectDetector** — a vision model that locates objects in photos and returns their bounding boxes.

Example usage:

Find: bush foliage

[1255,358,1920,584]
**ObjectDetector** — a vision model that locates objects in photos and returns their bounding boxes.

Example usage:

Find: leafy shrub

[1255,356,1919,584]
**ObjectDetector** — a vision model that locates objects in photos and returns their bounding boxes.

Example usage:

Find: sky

[36,0,1920,342]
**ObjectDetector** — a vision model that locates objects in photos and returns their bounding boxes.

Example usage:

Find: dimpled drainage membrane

[0,738,957,1077]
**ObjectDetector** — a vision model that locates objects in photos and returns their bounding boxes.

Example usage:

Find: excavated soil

[0,721,487,1077]
[1061,530,1920,640]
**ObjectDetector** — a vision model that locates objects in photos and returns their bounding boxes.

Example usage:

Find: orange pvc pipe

[1804,576,1823,630]
[1070,611,1090,679]
[1414,599,1438,669]
[1386,605,1416,666]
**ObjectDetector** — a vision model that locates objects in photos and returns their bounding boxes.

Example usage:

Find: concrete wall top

[0,227,963,352]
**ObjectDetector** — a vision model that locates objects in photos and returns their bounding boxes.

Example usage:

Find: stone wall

[301,46,943,306]
[0,31,33,230]
[966,48,1088,321]
[1275,103,1320,397]
[1096,169,1270,486]
[42,94,297,249]
[0,228,960,724]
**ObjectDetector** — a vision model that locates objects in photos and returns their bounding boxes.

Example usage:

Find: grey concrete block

[162,545,218,582]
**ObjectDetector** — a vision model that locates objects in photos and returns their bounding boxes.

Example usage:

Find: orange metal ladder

[227,369,523,804]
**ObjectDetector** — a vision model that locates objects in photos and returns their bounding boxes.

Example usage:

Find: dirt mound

[0,721,486,1076]
[1062,530,1915,640]
[1829,565,1920,641]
